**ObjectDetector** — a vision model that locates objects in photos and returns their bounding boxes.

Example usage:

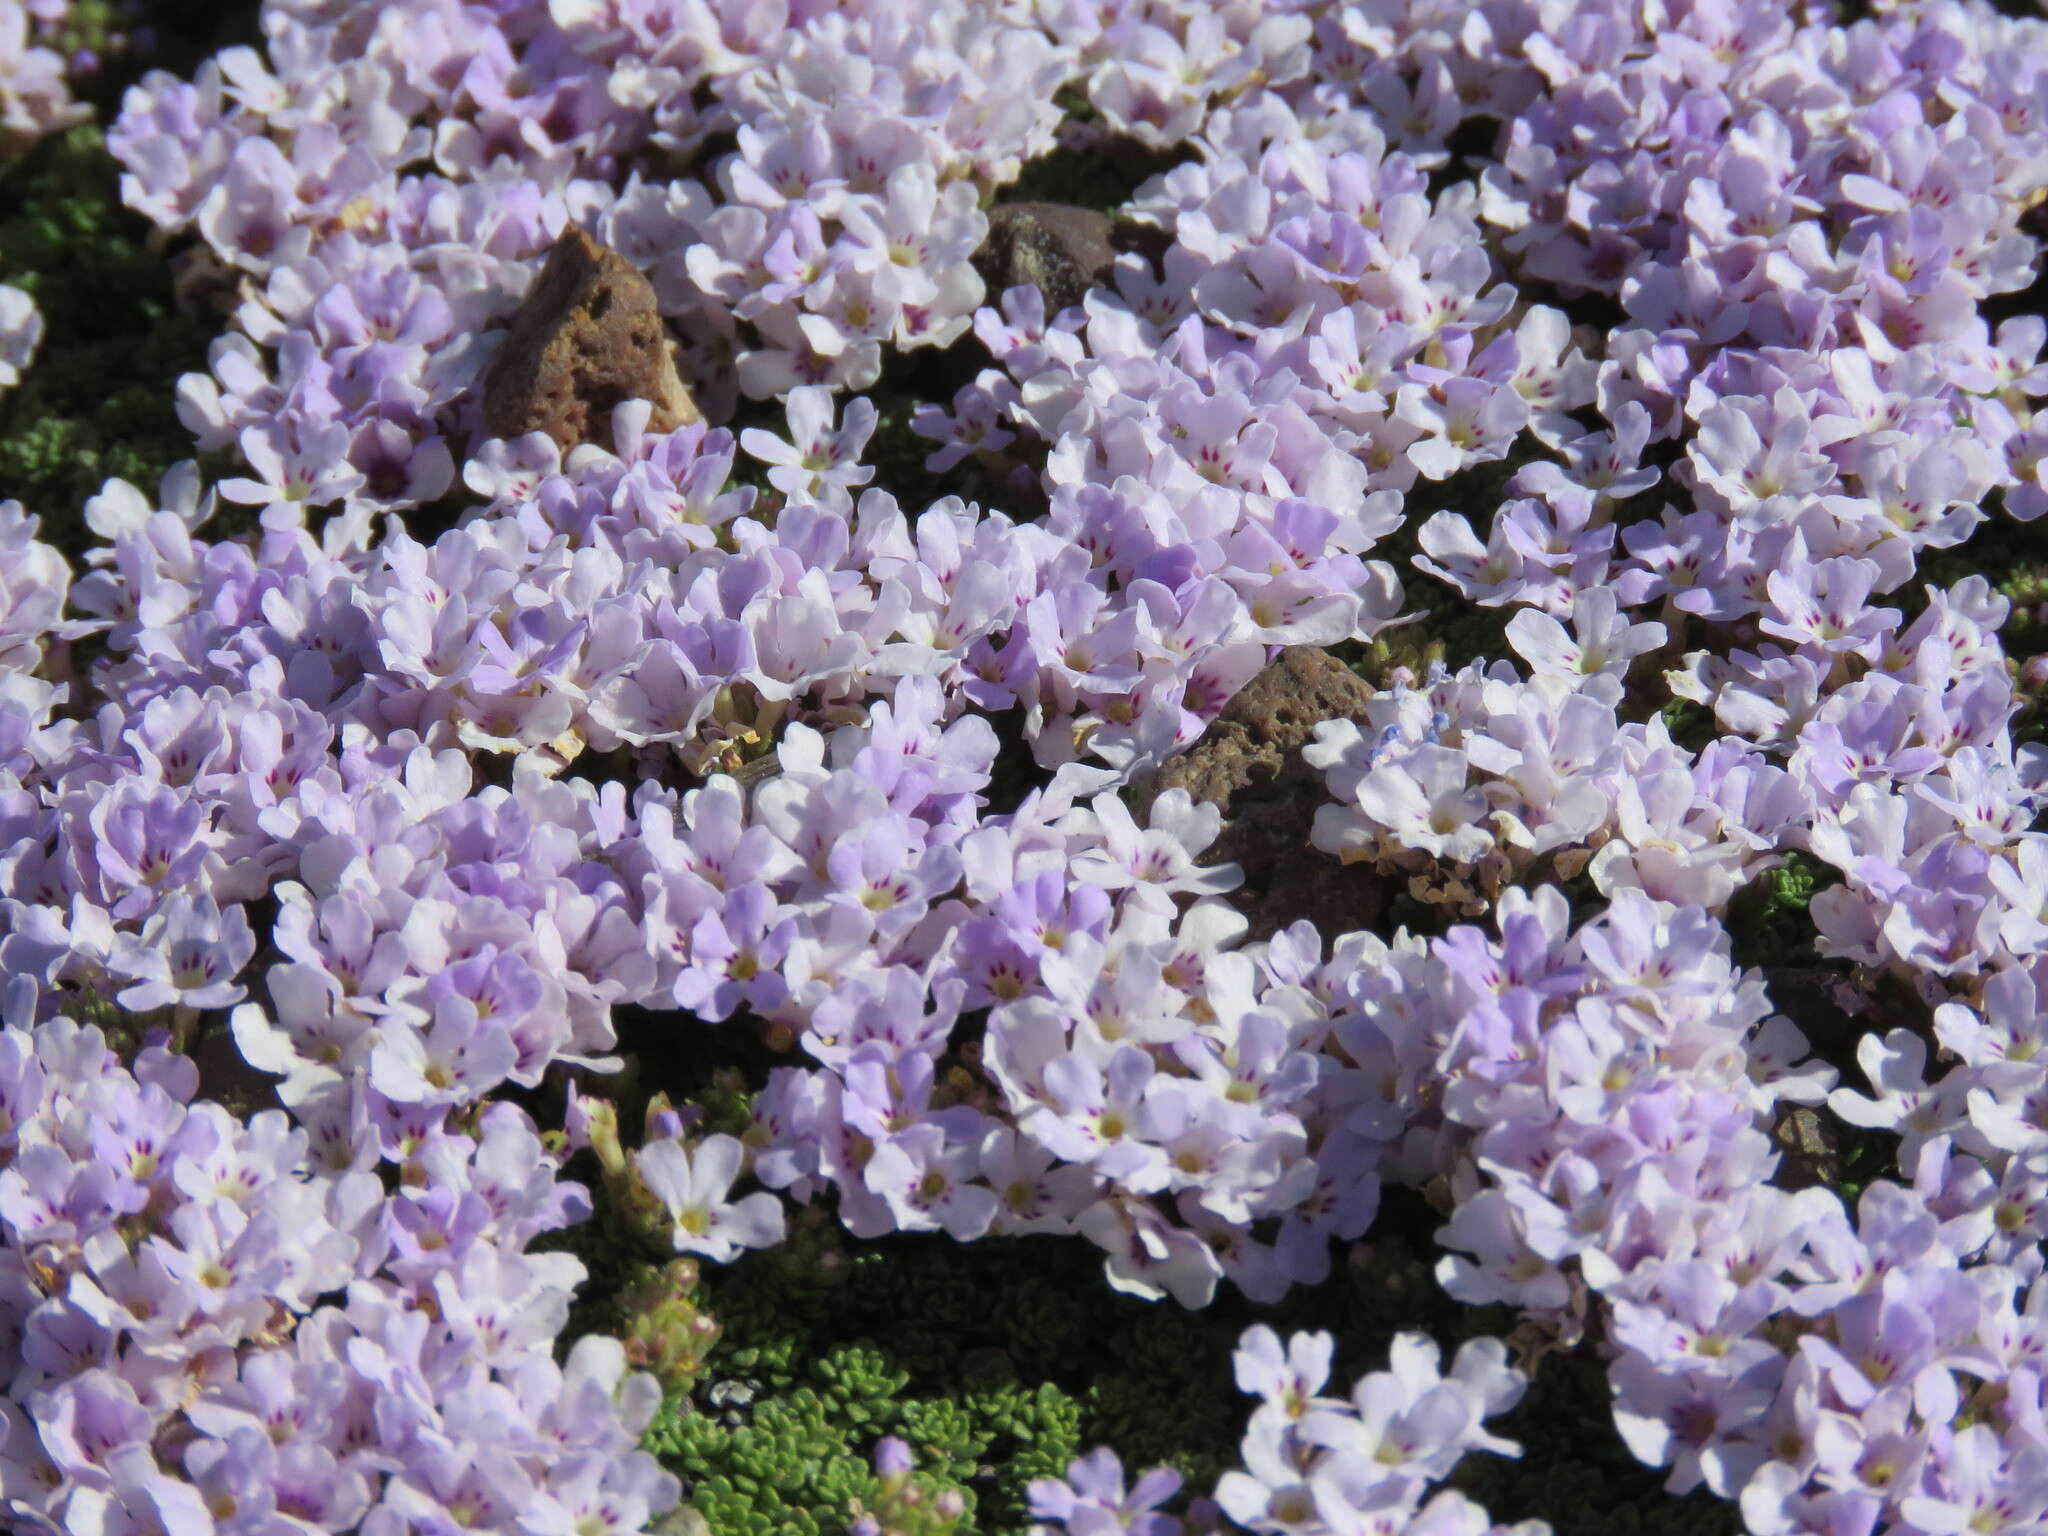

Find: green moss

[46,0,260,120]
[1998,559,2048,620]
[0,125,219,549]
[867,392,976,518]
[626,1179,1748,1535]
[530,1152,654,1348]
[1722,851,1843,974]
[646,1382,894,1536]
[1659,697,1718,753]
[862,341,1041,519]
[1763,852,1821,915]
[647,1232,1137,1533]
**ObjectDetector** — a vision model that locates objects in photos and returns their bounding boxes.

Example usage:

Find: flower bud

[618,1258,720,1394]
[874,1437,914,1478]
[645,1091,684,1143]
[582,1096,628,1180]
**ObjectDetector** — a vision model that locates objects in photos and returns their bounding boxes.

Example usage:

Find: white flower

[635,1134,786,1262]
[1505,588,1666,692]
[1339,744,1496,864]
[1586,764,1754,911]
[737,384,877,498]
[1069,789,1239,908]
[0,284,42,392]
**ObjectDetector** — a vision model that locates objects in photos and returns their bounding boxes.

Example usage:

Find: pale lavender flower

[635,1133,785,1262]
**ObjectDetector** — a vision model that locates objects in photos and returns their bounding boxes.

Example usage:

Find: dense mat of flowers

[2,0,2048,1531]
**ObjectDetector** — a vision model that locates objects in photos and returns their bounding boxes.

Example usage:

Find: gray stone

[974,202,1121,319]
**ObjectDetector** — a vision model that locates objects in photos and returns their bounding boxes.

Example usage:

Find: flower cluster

[109,0,613,525]
[850,1435,971,1536]
[1305,652,1800,917]
[1027,1326,1543,1536]
[660,3,1070,393]
[0,0,82,152]
[1210,1326,1539,1536]
[0,998,678,1536]
[102,0,1305,533]
[1028,1446,1192,1536]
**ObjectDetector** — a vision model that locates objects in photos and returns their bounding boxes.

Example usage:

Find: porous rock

[1137,646,1390,944]
[974,202,1126,319]
[481,226,700,450]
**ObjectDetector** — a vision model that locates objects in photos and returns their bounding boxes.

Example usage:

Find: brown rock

[728,749,782,792]
[1139,646,1390,944]
[974,202,1128,319]
[482,227,701,450]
